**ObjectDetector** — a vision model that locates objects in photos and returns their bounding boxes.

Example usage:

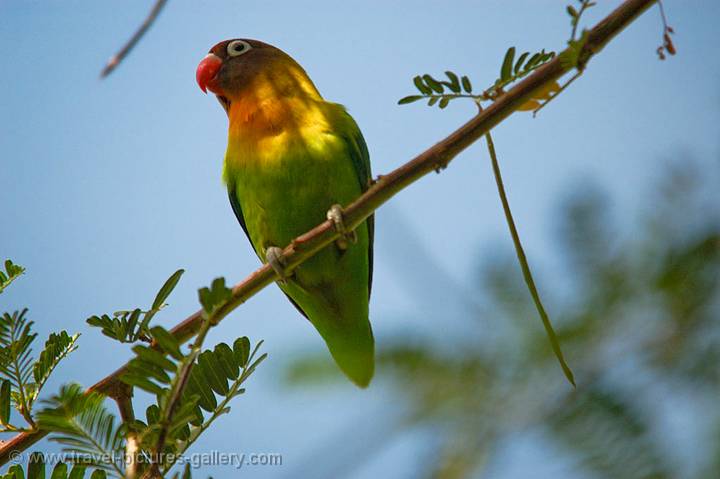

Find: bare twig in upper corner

[100,0,169,78]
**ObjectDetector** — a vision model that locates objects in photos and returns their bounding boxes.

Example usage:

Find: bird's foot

[326,204,357,250]
[265,246,289,284]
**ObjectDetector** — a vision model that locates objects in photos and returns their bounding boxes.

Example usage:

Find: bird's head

[196,39,320,114]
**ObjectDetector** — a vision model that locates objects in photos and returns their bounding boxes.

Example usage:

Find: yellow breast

[224,94,339,174]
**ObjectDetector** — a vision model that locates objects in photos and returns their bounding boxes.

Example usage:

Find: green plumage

[200,38,375,386]
[224,101,374,387]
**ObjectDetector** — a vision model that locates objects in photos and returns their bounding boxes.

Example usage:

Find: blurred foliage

[288,162,720,479]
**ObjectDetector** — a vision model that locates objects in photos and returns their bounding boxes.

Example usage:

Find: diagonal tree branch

[0,0,657,465]
[100,0,168,78]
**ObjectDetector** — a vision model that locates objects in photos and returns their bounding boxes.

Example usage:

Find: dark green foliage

[0,309,78,428]
[398,2,600,115]
[32,332,80,404]
[36,385,124,476]
[26,267,266,477]
[398,72,478,109]
[0,261,24,294]
[197,277,232,318]
[0,380,11,425]
[398,48,555,111]
[27,452,44,479]
[122,333,263,414]
[183,339,265,414]
[149,327,183,361]
[119,325,265,474]
[397,95,424,105]
[151,270,185,312]
[500,46,515,82]
[492,47,555,92]
[0,455,100,479]
[85,311,142,345]
[0,309,36,397]
[86,270,184,343]
[122,337,267,477]
[233,337,251,367]
[2,464,24,479]
[461,75,472,93]
[50,463,67,479]
[443,71,461,93]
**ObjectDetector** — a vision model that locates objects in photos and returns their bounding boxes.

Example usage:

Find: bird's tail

[320,312,375,388]
[285,281,375,387]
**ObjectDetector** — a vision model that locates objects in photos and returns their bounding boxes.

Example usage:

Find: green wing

[228,189,251,246]
[337,108,374,296]
[227,106,373,298]
[228,188,310,318]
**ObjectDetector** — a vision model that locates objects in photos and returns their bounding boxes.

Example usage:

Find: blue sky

[1,1,719,477]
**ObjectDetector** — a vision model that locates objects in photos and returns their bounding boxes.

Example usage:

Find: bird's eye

[227,40,251,57]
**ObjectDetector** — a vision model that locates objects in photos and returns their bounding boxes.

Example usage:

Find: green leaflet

[0,260,24,294]
[86,269,184,344]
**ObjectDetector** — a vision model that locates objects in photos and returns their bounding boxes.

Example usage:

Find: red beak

[196,53,222,94]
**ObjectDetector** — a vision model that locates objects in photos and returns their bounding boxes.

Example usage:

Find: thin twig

[657,0,669,29]
[100,0,169,78]
[483,131,575,385]
[571,0,595,41]
[0,0,657,464]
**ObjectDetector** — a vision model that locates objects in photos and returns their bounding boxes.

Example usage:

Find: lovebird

[196,39,375,387]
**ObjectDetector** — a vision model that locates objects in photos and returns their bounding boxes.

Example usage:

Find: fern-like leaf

[30,332,81,405]
[37,384,125,477]
[175,340,266,456]
[0,456,102,479]
[116,324,265,475]
[86,269,184,344]
[492,47,555,92]
[0,309,37,419]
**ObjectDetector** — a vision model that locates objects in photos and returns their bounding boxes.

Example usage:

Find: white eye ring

[227,40,252,57]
